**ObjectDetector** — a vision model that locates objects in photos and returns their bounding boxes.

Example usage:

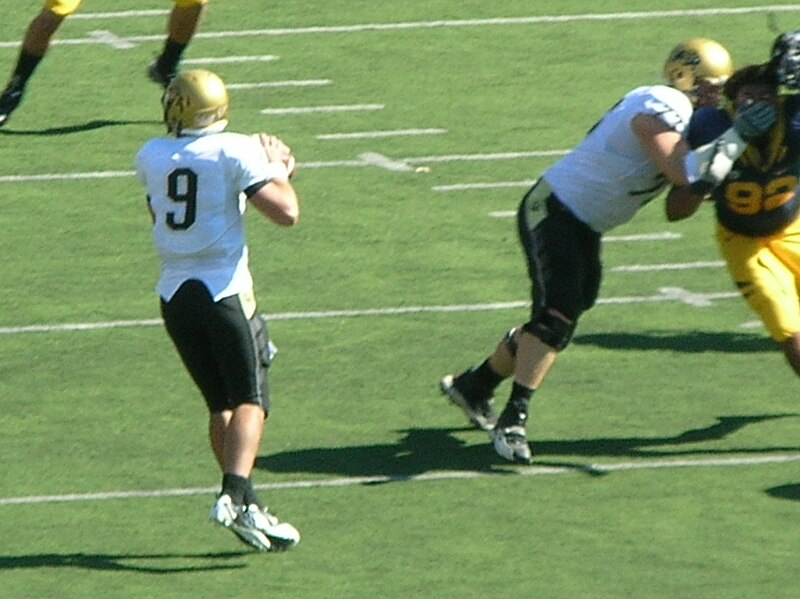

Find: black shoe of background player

[0,77,25,128]
[147,61,176,89]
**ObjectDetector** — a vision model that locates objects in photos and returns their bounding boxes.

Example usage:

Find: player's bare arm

[630,113,692,186]
[664,184,706,221]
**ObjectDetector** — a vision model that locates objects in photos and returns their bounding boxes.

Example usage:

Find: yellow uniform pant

[46,0,207,18]
[717,214,800,342]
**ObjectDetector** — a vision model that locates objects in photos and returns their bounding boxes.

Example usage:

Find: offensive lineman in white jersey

[135,69,301,552]
[440,39,778,464]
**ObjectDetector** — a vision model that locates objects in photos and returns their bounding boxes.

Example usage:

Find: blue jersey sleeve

[687,107,732,149]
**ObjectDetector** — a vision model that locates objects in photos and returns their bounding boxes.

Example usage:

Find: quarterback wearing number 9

[667,32,800,379]
[135,69,301,552]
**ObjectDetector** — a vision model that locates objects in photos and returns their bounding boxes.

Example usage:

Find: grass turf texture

[0,1,798,597]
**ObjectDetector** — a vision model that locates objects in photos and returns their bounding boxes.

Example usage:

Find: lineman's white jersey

[136,131,269,302]
[544,85,693,233]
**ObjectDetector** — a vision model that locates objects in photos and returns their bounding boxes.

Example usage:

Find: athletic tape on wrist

[683,127,747,185]
[264,162,290,183]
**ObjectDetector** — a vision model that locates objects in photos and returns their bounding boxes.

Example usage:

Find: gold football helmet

[664,38,733,94]
[162,69,229,135]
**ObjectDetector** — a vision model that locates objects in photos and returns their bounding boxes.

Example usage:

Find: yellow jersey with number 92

[708,96,800,237]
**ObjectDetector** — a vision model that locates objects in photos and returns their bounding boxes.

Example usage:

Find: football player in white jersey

[0,0,208,127]
[136,69,300,552]
[440,39,777,464]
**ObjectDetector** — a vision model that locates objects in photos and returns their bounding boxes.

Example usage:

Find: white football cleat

[210,495,300,552]
[491,425,532,464]
[210,494,271,552]
[245,504,300,552]
[209,493,237,527]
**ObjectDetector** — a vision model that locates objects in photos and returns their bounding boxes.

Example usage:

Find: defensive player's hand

[733,101,776,140]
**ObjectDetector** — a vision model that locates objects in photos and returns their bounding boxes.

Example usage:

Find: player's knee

[523,309,576,351]
[209,395,263,413]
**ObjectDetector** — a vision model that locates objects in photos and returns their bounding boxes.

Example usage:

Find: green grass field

[1,1,798,597]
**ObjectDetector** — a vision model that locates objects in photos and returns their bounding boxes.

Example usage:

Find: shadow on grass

[0,119,157,136]
[257,414,798,478]
[573,330,775,353]
[765,483,800,501]
[0,550,248,574]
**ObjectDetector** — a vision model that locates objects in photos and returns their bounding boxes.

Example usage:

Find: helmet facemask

[770,31,800,89]
[664,39,733,107]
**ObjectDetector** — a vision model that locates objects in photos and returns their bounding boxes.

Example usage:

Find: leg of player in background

[148,0,208,87]
[0,8,67,126]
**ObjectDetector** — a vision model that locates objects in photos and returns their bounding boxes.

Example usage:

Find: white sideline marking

[0,289,740,336]
[359,152,414,172]
[260,104,384,115]
[227,80,331,90]
[318,128,447,140]
[1,453,798,506]
[612,260,724,272]
[183,55,279,64]
[86,30,136,49]
[4,7,800,48]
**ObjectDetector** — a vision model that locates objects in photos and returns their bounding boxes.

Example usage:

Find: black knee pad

[523,309,576,351]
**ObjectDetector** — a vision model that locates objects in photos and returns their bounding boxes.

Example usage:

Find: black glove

[733,101,776,140]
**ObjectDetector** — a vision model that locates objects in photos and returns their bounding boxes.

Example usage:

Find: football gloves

[732,100,777,140]
[684,101,776,193]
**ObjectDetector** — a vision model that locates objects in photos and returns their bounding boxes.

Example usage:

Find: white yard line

[183,55,279,64]
[434,180,539,191]
[1,452,797,506]
[85,30,136,49]
[358,152,415,172]
[612,261,725,272]
[227,79,331,90]
[3,7,799,48]
[0,151,568,183]
[260,103,384,115]
[69,10,170,20]
[604,232,682,242]
[318,128,447,140]
[0,288,740,336]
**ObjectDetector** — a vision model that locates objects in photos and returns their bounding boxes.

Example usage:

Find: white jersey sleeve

[543,85,693,232]
[135,132,270,301]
